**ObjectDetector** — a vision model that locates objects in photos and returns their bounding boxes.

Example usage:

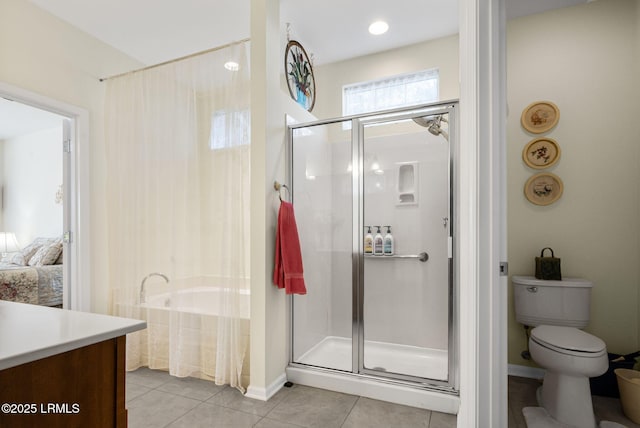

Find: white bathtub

[141,286,250,319]
[124,283,251,387]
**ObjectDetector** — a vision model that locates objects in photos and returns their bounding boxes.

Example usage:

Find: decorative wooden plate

[523,137,561,169]
[521,101,560,134]
[524,173,563,206]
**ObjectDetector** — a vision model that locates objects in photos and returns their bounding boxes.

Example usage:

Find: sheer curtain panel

[105,41,251,391]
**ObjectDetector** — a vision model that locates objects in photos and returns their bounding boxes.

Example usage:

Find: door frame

[457,0,508,426]
[0,81,91,311]
[355,103,458,391]
[287,101,459,393]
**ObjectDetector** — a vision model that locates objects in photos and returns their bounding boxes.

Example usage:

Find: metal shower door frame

[287,100,459,394]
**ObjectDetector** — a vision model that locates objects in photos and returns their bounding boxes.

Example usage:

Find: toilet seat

[531,325,606,357]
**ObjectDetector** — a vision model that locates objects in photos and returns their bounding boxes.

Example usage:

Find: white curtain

[105,41,251,391]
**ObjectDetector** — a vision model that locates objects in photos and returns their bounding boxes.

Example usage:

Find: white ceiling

[280,0,459,66]
[29,0,589,67]
[5,0,588,136]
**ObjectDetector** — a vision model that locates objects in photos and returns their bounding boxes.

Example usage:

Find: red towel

[273,200,307,295]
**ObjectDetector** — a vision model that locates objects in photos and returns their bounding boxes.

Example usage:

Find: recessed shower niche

[285,101,459,412]
[397,162,419,205]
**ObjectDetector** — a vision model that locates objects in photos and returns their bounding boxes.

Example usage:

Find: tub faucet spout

[140,272,169,304]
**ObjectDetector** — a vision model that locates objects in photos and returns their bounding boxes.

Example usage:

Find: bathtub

[121,282,251,388]
[141,286,250,319]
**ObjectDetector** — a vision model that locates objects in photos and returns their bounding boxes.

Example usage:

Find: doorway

[0,81,89,310]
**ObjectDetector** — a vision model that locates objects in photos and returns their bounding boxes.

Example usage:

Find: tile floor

[508,376,640,428]
[126,368,458,428]
[127,369,639,427]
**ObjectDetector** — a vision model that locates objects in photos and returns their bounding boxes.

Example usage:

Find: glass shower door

[359,109,453,383]
[288,102,457,391]
[290,120,354,372]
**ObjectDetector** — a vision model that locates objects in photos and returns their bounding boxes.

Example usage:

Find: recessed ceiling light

[368,20,389,35]
[224,61,239,71]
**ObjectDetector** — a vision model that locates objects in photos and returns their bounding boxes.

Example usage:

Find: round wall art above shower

[521,101,560,134]
[524,172,564,206]
[284,40,316,112]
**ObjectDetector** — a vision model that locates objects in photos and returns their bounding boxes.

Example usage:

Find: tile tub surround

[126,368,457,428]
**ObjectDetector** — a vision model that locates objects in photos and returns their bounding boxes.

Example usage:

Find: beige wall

[9,0,636,386]
[313,35,460,120]
[506,0,640,365]
[0,0,142,313]
[250,0,319,393]
[304,0,640,368]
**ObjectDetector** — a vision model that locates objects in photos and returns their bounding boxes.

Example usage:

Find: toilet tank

[512,275,593,328]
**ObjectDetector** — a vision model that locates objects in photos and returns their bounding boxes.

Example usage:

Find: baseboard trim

[245,373,286,401]
[508,364,545,379]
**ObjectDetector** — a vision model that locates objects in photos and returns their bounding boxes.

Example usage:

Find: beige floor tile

[166,402,261,428]
[206,383,293,416]
[255,418,307,428]
[127,367,172,389]
[157,375,225,401]
[265,385,358,428]
[429,410,457,428]
[127,389,200,428]
[341,397,430,428]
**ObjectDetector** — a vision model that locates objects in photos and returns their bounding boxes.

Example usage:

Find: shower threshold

[296,336,448,381]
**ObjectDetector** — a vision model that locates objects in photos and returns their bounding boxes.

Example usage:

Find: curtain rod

[99,37,251,82]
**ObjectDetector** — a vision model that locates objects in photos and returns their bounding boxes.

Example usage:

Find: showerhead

[412,114,449,140]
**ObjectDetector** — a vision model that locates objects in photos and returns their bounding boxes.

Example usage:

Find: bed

[0,237,64,307]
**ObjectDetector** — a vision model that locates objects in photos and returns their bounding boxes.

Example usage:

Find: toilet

[513,276,608,428]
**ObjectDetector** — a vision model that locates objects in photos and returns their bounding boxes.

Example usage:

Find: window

[209,109,250,150]
[342,69,439,117]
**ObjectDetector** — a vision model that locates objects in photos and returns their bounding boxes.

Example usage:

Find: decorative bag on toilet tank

[535,247,562,280]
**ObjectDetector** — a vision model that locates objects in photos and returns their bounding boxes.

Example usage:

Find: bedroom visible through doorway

[0,97,68,308]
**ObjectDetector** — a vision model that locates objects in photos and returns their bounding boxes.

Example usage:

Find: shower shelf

[364,252,429,262]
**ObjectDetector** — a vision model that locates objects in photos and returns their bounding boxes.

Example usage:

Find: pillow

[21,241,43,264]
[21,237,55,265]
[54,248,63,265]
[28,242,63,266]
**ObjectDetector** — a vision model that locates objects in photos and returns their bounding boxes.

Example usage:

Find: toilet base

[537,371,598,428]
[523,406,626,428]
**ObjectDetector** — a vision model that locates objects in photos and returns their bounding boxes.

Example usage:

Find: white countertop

[0,301,146,370]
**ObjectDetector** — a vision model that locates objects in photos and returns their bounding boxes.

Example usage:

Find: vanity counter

[0,301,146,428]
[0,300,146,370]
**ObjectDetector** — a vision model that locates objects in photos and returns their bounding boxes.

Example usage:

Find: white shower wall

[292,123,353,368]
[323,126,451,352]
[292,120,450,369]
[361,128,450,351]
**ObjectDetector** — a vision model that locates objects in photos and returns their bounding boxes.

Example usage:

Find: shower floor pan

[296,336,448,381]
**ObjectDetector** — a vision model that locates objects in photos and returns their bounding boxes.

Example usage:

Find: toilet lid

[531,325,606,354]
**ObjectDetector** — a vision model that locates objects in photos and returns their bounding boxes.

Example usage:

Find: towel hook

[274,181,290,202]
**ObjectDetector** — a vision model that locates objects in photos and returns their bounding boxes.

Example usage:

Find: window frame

[342,68,440,118]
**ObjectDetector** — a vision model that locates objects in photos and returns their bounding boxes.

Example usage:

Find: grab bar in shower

[364,252,429,262]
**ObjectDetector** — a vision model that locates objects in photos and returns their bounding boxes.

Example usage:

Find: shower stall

[285,101,459,412]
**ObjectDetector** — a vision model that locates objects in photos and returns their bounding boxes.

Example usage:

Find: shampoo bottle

[364,226,373,254]
[383,226,394,256]
[373,226,384,255]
